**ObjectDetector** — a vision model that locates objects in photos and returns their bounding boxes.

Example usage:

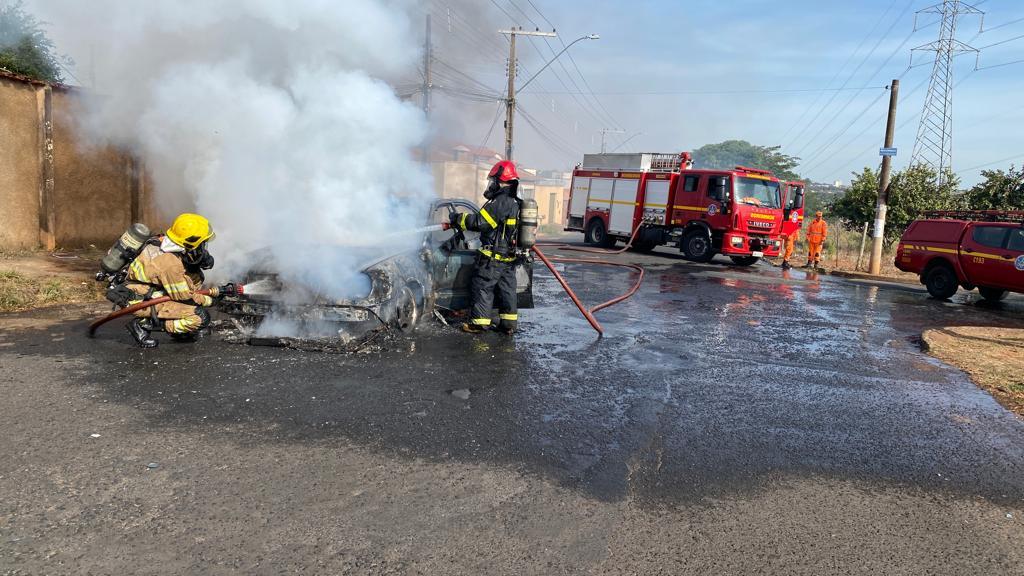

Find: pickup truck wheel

[978,287,1007,301]
[924,265,959,299]
[730,256,759,266]
[681,229,715,263]
[585,218,616,248]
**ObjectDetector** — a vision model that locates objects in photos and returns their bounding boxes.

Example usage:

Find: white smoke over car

[28,0,435,302]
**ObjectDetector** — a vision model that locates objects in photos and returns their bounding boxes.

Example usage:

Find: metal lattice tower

[910,1,983,185]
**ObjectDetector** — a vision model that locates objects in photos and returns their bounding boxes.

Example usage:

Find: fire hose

[530,223,648,336]
[87,289,214,336]
[87,282,249,336]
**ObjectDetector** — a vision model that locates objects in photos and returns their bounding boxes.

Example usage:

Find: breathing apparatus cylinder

[100,223,151,276]
[518,198,539,249]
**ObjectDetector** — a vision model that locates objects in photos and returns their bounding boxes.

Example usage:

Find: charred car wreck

[218,199,534,336]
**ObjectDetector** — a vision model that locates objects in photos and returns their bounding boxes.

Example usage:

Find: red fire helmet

[488,160,519,182]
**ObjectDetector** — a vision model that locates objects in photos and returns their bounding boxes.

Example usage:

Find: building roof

[0,67,76,91]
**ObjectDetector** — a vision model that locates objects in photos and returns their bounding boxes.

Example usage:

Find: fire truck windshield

[735,178,781,208]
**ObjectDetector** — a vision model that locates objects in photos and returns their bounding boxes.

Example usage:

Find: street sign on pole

[879,147,898,157]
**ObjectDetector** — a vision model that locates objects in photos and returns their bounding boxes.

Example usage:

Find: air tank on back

[100,223,151,276]
[518,198,538,248]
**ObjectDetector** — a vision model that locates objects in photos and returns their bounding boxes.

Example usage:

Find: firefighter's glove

[448,212,463,230]
[192,293,215,307]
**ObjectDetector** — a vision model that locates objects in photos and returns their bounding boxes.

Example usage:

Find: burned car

[218,199,534,334]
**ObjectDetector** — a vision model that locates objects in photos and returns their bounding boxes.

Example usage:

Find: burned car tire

[978,286,1007,301]
[924,264,959,300]
[394,286,419,332]
[730,256,759,266]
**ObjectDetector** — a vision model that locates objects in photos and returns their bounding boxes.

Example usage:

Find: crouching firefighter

[448,160,524,335]
[107,213,226,348]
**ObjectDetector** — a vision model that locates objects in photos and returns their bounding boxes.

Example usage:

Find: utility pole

[869,79,900,276]
[421,14,433,165]
[422,14,432,118]
[499,27,558,160]
[599,128,626,153]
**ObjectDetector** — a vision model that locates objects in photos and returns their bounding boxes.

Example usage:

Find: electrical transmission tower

[910,1,983,185]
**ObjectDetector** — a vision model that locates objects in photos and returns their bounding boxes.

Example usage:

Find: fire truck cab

[564,152,784,265]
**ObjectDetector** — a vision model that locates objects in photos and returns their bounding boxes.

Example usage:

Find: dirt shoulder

[0,249,106,312]
[923,326,1024,417]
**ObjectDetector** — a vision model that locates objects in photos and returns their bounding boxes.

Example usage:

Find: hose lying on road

[87,288,213,336]
[530,223,648,336]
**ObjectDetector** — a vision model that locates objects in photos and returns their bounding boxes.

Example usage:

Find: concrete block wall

[0,71,160,250]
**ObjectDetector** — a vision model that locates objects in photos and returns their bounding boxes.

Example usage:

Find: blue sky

[444,0,1024,186]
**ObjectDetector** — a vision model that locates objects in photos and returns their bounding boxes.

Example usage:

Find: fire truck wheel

[924,264,958,300]
[585,218,616,248]
[978,286,1007,301]
[729,256,759,267]
[681,229,715,263]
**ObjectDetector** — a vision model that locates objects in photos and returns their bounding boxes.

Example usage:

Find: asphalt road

[2,245,1023,575]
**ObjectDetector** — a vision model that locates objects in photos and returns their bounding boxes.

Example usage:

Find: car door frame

[959,223,1013,289]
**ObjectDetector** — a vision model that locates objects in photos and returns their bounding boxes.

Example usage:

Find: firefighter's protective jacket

[807,219,828,244]
[454,188,520,262]
[126,243,213,307]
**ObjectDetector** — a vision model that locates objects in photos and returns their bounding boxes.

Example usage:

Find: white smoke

[29,0,434,302]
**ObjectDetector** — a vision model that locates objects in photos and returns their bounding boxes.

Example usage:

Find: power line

[976,57,1024,70]
[523,85,889,96]
[792,1,917,159]
[975,32,1024,50]
[516,0,618,131]
[956,153,1024,174]
[781,0,905,150]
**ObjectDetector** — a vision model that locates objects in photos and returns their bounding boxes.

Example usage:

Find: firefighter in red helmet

[448,160,523,334]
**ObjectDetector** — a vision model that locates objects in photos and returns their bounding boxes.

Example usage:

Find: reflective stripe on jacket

[807,219,828,243]
[457,189,520,259]
[126,244,209,305]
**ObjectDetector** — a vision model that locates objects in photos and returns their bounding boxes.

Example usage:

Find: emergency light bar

[734,166,773,177]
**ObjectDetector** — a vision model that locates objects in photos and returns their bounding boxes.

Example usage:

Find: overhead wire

[780,0,903,149]
[792,0,917,160]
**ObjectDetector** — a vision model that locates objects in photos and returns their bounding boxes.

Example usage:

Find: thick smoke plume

[30,0,434,305]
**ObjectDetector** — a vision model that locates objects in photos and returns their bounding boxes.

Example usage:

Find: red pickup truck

[895,211,1024,300]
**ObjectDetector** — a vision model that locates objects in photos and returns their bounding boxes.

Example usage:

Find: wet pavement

[2,245,1024,574]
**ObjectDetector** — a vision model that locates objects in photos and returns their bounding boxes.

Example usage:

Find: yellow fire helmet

[166,213,215,250]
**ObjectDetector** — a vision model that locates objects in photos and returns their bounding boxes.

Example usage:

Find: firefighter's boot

[781,260,792,270]
[127,318,158,348]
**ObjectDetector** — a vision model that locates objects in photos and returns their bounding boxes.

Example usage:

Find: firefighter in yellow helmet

[123,213,221,348]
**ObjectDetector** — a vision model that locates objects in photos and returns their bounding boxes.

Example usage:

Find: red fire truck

[781,181,806,239]
[564,152,785,265]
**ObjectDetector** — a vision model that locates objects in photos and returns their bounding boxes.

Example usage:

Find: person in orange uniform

[805,211,828,269]
[780,229,798,270]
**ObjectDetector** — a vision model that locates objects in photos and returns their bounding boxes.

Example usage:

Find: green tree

[963,166,1024,210]
[0,1,63,82]
[692,140,801,181]
[828,166,879,227]
[827,164,961,247]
